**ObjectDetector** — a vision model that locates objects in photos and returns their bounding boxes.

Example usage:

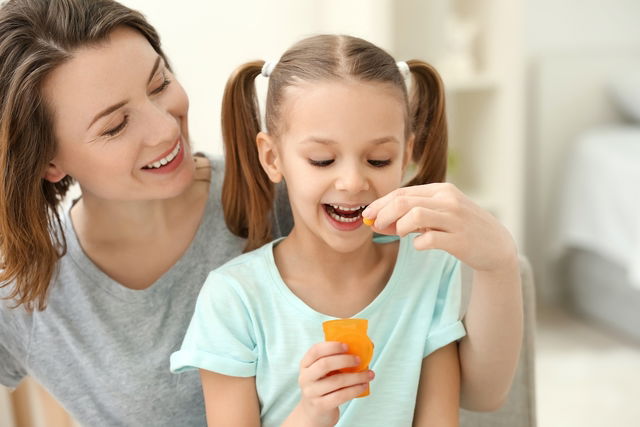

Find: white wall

[119,0,393,156]
[526,0,640,57]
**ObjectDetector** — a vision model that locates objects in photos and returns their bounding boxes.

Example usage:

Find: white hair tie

[396,61,410,80]
[261,61,276,77]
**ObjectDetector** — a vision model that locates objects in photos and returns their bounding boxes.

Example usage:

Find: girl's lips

[322,204,365,231]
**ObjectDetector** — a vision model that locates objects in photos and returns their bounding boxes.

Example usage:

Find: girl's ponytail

[221,61,275,252]
[405,60,448,186]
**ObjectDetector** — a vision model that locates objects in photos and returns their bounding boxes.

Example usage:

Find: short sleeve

[0,299,30,388]
[424,256,466,357]
[170,272,257,377]
[0,342,26,389]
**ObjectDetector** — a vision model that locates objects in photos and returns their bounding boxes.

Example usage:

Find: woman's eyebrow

[87,56,162,130]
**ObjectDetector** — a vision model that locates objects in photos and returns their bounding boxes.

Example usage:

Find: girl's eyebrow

[87,56,162,130]
[300,136,400,145]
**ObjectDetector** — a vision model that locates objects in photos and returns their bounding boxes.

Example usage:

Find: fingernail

[369,370,375,379]
[362,207,370,217]
[353,356,361,365]
[342,343,349,352]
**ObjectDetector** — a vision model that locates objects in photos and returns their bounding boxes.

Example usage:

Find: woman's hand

[362,183,518,272]
[284,342,374,427]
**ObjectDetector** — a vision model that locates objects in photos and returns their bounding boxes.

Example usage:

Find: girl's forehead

[279,80,407,144]
[280,81,406,130]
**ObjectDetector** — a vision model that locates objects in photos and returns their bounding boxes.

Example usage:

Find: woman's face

[42,26,194,201]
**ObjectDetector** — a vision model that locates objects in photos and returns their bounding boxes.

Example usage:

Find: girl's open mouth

[323,204,367,223]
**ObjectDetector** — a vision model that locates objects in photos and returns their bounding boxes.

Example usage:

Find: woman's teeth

[144,142,181,169]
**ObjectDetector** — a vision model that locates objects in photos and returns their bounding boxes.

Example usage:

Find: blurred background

[2,0,640,426]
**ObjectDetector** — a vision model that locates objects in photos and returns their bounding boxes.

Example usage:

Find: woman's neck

[67,156,211,290]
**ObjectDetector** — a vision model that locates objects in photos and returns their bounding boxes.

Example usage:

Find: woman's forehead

[41,27,159,132]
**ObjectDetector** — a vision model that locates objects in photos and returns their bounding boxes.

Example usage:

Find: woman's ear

[256,132,283,183]
[43,161,67,183]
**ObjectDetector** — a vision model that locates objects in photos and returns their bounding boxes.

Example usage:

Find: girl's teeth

[329,212,359,223]
[330,204,367,211]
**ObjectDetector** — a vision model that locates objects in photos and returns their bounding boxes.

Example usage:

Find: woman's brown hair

[221,34,447,252]
[0,0,170,311]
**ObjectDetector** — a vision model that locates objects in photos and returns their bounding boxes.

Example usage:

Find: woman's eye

[309,159,334,167]
[150,75,171,95]
[102,116,129,138]
[368,159,391,167]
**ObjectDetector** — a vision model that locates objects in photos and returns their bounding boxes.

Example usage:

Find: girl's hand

[362,183,517,273]
[292,341,374,427]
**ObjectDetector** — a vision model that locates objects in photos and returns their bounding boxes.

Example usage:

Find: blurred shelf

[442,74,499,92]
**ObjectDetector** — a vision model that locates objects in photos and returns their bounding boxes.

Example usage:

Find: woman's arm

[200,369,260,427]
[362,183,524,411]
[413,343,460,427]
[458,259,523,411]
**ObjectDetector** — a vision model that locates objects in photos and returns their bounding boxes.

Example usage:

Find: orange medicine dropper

[322,318,374,397]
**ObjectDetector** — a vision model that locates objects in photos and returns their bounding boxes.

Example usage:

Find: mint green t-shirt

[171,234,465,426]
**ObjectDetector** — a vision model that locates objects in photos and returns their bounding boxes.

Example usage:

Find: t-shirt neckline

[265,235,408,321]
[62,163,215,304]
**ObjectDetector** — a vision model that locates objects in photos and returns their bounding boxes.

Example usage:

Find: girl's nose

[335,164,370,193]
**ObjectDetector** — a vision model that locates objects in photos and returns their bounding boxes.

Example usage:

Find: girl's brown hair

[0,0,170,311]
[222,34,447,252]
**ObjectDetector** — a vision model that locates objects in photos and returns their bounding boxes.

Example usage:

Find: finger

[412,230,457,252]
[299,342,347,369]
[311,370,374,398]
[394,207,452,237]
[363,183,458,219]
[300,354,361,385]
[319,382,372,408]
[372,195,451,231]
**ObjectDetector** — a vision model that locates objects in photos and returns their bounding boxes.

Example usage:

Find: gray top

[0,156,292,426]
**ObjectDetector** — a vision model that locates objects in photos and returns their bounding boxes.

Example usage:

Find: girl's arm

[413,342,460,426]
[362,183,523,411]
[200,369,260,427]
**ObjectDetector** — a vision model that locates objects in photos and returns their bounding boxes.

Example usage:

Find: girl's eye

[368,159,391,167]
[102,115,129,138]
[309,159,334,167]
[150,75,171,95]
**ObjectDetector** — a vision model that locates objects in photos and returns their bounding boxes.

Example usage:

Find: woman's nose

[142,100,179,147]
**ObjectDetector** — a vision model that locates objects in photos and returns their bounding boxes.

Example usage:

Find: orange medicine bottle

[322,318,374,397]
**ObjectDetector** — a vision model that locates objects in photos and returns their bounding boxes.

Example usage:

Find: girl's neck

[274,228,399,318]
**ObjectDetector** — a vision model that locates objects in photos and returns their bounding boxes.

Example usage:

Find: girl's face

[262,80,412,254]
[42,26,194,201]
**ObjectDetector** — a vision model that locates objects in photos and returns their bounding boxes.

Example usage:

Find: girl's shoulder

[202,239,279,295]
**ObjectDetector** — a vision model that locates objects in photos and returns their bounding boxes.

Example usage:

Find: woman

[0,0,522,425]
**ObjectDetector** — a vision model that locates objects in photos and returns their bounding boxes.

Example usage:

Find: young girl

[171,35,521,426]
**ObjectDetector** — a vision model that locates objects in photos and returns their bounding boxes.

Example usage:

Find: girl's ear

[256,131,283,183]
[403,133,415,170]
[43,161,67,183]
